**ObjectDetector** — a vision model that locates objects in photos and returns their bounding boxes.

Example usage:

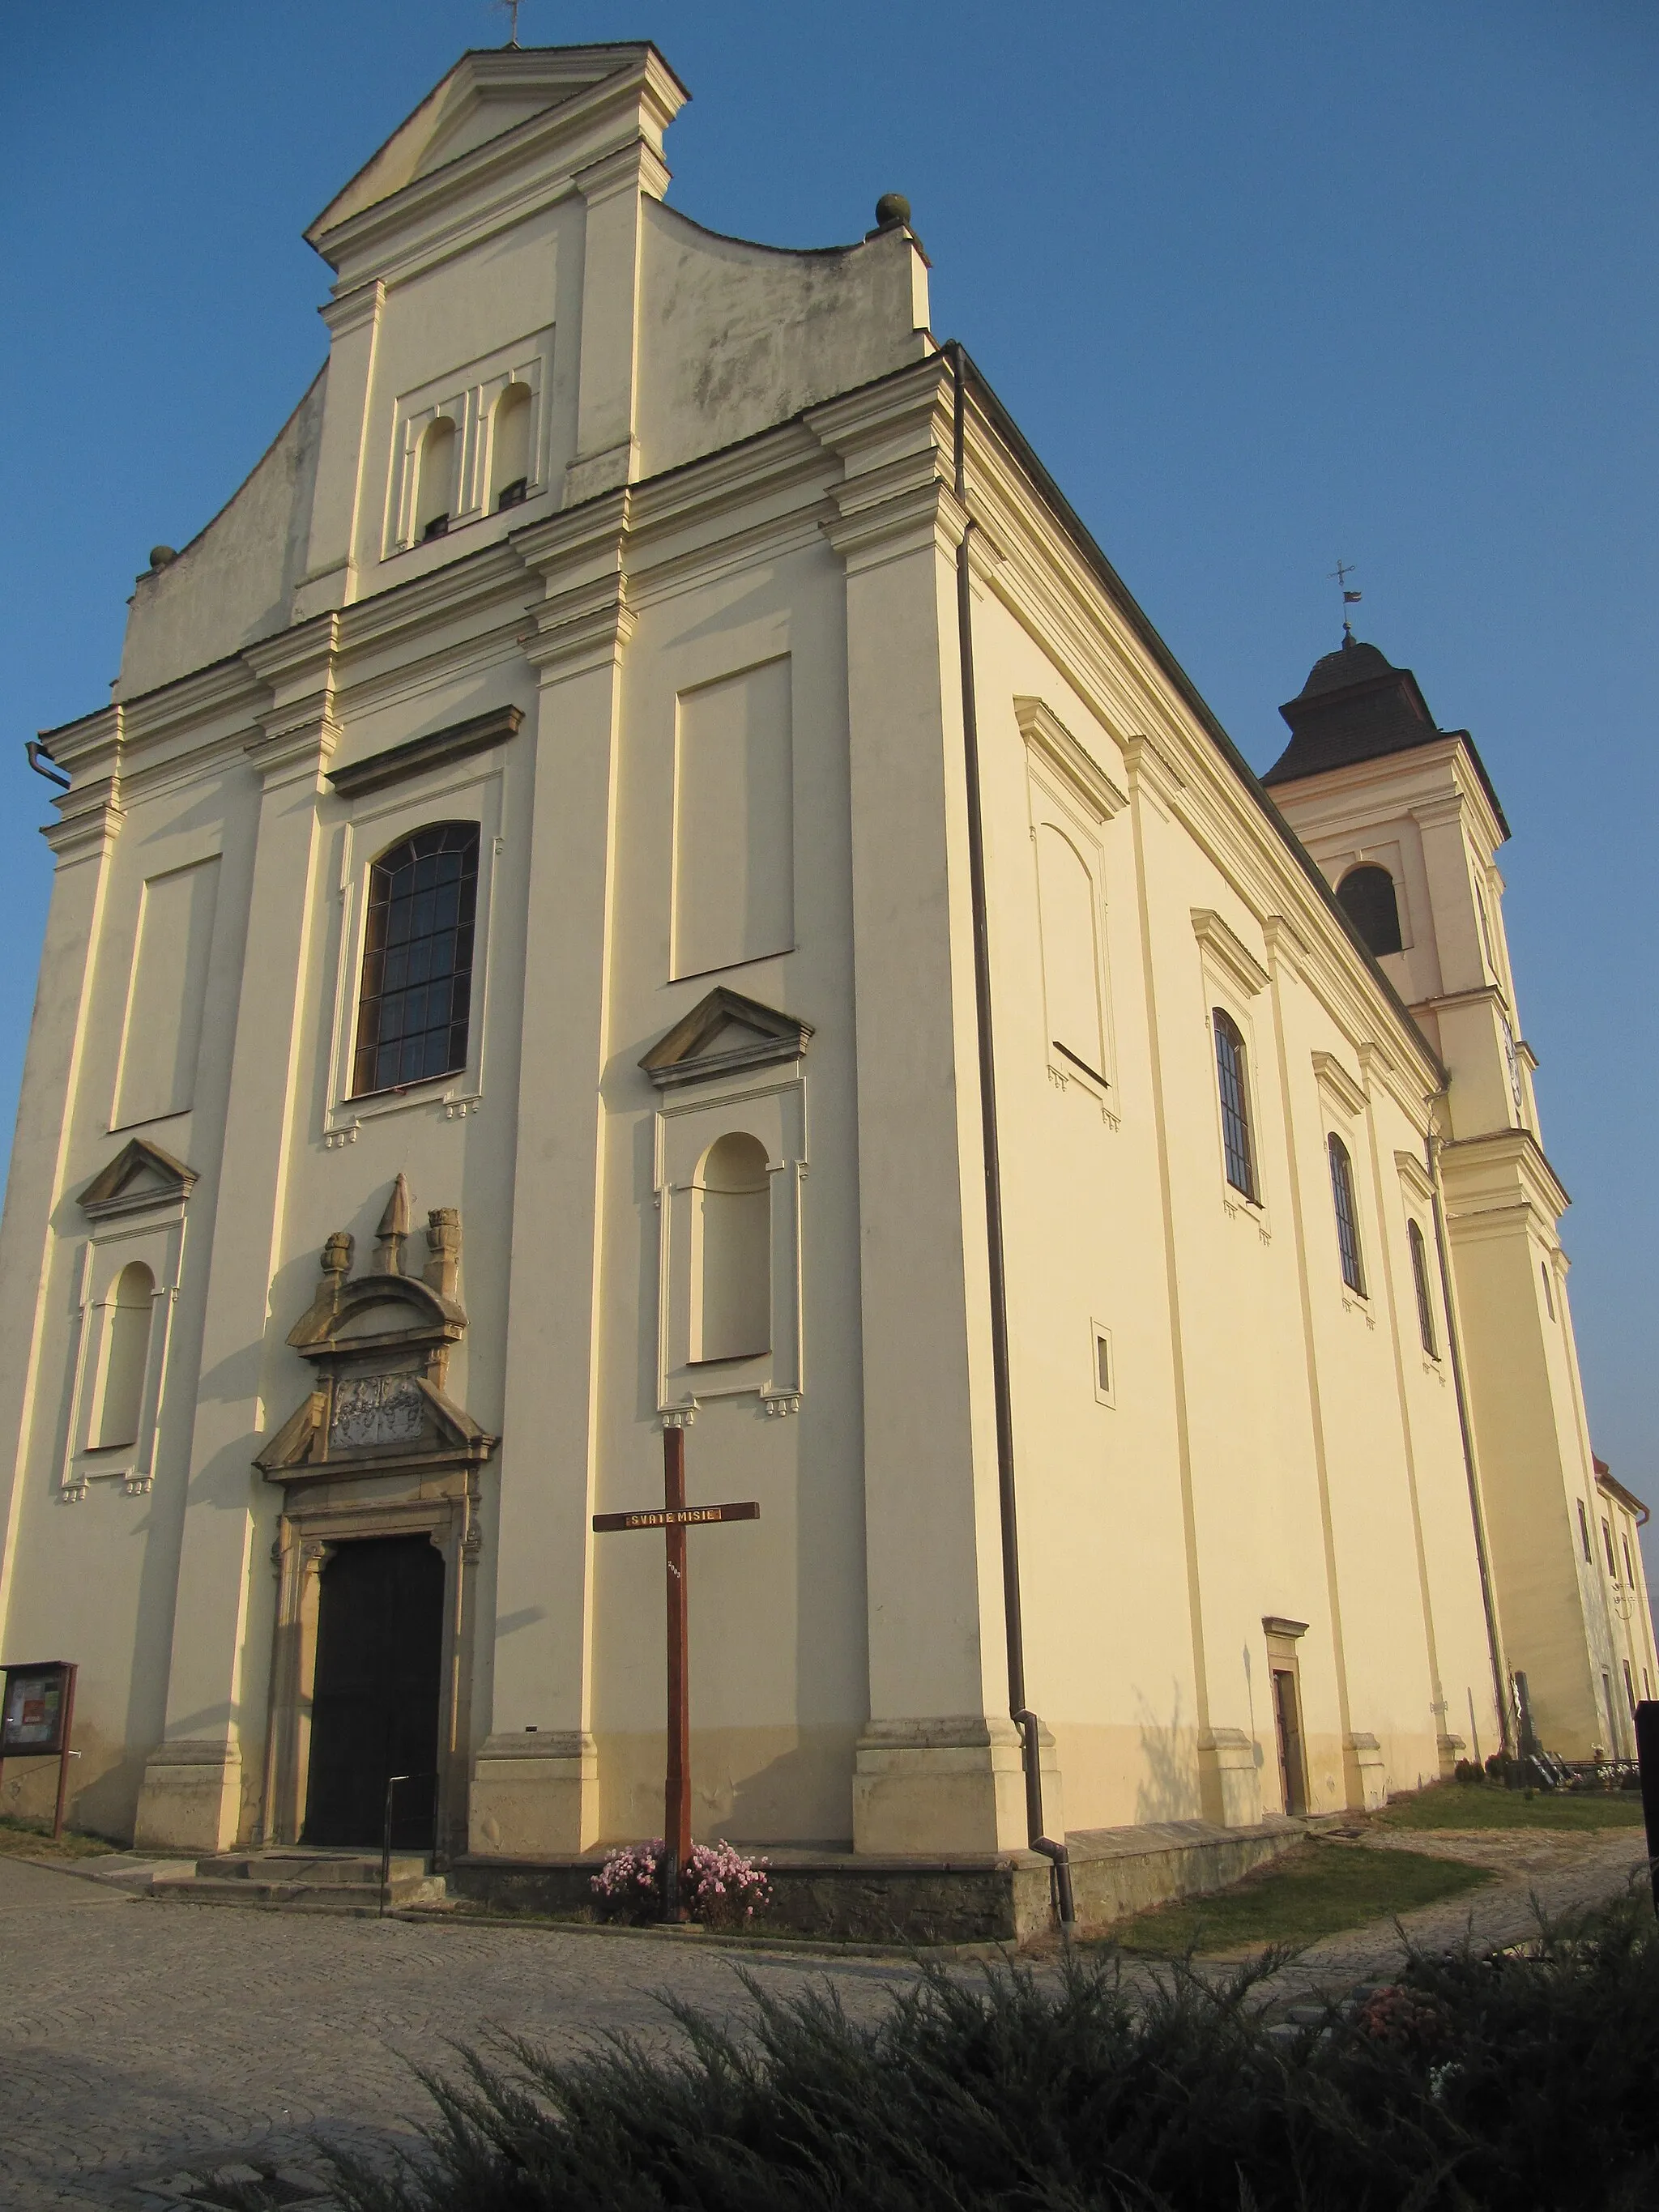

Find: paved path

[0,1859,918,2211]
[0,1827,1648,2210]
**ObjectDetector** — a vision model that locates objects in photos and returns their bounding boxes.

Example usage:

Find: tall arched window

[415,416,458,540]
[490,383,532,509]
[96,1262,155,1450]
[352,824,480,1096]
[691,1132,771,1362]
[1336,864,1403,957]
[1328,1135,1366,1294]
[1213,1010,1256,1200]
[1407,1219,1437,1355]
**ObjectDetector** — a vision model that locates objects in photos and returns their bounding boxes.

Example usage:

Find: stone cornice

[1014,697,1126,822]
[1311,1048,1368,1119]
[516,498,636,680]
[1438,1124,1570,1226]
[1191,908,1268,998]
[244,615,342,784]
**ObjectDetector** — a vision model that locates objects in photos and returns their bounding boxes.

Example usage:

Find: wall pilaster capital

[39,705,125,863]
[517,497,637,681]
[243,615,343,787]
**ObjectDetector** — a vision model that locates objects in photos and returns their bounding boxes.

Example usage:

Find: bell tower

[1265,633,1648,1762]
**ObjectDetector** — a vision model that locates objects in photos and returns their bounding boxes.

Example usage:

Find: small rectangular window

[1602,1519,1618,1579]
[1408,1221,1437,1356]
[1091,1323,1115,1407]
[496,476,528,511]
[1627,1661,1639,1720]
[1623,1534,1636,1587]
[1541,1261,1555,1319]
[1577,1500,1593,1562]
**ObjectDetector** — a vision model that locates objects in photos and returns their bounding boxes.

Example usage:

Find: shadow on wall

[723,1733,855,1851]
[1133,1684,1204,1824]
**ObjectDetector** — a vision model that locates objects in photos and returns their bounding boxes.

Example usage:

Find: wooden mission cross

[593,1424,758,1919]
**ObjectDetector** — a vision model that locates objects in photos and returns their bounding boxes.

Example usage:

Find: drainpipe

[1427,1121,1512,1755]
[949,343,1075,1929]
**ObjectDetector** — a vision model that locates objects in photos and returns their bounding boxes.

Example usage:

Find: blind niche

[671,657,794,981]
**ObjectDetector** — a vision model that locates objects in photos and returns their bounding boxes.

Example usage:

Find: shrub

[591,1839,770,1929]
[329,1889,1659,2211]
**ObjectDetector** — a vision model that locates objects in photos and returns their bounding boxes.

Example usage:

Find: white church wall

[578,529,871,1851]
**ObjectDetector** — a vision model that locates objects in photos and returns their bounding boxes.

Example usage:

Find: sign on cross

[593,1423,758,1918]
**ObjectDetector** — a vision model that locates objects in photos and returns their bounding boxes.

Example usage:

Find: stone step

[150,1870,449,1912]
[194,1851,430,1886]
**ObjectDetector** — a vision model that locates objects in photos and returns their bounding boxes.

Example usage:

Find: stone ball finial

[148,545,177,571]
[875,193,911,230]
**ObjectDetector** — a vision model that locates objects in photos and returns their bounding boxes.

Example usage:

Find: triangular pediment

[639,987,813,1090]
[79,1138,198,1221]
[304,45,680,250]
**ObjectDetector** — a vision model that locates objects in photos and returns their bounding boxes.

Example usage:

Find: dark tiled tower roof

[1264,632,1509,836]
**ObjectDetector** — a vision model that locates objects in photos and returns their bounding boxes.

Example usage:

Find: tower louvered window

[352,823,479,1096]
[1213,1010,1256,1201]
[1328,1134,1365,1295]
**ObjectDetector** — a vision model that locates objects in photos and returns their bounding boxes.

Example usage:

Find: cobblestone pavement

[2,1829,1649,2210]
[0,1857,919,2212]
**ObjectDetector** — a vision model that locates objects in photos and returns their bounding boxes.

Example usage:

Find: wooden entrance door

[303,1536,445,1849]
[1271,1666,1307,1818]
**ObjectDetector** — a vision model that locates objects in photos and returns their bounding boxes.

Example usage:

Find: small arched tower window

[1213,1010,1256,1200]
[415,416,459,541]
[1328,1134,1366,1294]
[691,1132,771,1362]
[490,384,532,510]
[352,823,480,1096]
[1408,1220,1437,1355]
[96,1262,155,1449]
[1336,864,1404,957]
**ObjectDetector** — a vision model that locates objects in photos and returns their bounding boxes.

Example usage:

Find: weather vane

[1330,557,1363,641]
[497,0,524,45]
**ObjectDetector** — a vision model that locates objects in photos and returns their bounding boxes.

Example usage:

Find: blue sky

[2,2,1656,1562]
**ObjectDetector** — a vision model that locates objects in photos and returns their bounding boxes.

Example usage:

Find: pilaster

[135,619,341,1852]
[813,370,1030,1856]
[565,144,664,505]
[0,712,126,1648]
[292,281,386,621]
[469,499,633,1858]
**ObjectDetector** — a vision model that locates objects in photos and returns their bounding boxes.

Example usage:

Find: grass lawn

[1105,1839,1493,1956]
[1379,1779,1645,1832]
[0,1813,116,1860]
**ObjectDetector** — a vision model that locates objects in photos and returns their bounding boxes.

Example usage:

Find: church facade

[0,44,1649,1881]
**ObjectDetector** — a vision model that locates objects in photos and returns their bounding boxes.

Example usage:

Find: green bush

[330,1890,1659,2211]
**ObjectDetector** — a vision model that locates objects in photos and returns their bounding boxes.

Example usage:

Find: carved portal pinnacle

[373,1174,412,1275]
[424,1207,461,1298]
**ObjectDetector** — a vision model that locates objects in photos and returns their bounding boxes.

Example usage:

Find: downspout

[1427,1120,1512,1754]
[949,342,1074,1928]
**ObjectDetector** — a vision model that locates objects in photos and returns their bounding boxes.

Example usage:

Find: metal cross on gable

[497,0,524,47]
[592,1421,760,1918]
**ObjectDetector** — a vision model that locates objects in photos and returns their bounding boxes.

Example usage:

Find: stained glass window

[352,823,479,1097]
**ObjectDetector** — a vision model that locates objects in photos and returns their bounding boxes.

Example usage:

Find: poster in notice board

[1,1663,74,1757]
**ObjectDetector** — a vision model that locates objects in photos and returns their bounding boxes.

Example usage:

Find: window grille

[1407,1220,1436,1355]
[352,823,480,1097]
[1328,1134,1365,1294]
[1212,1011,1256,1200]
